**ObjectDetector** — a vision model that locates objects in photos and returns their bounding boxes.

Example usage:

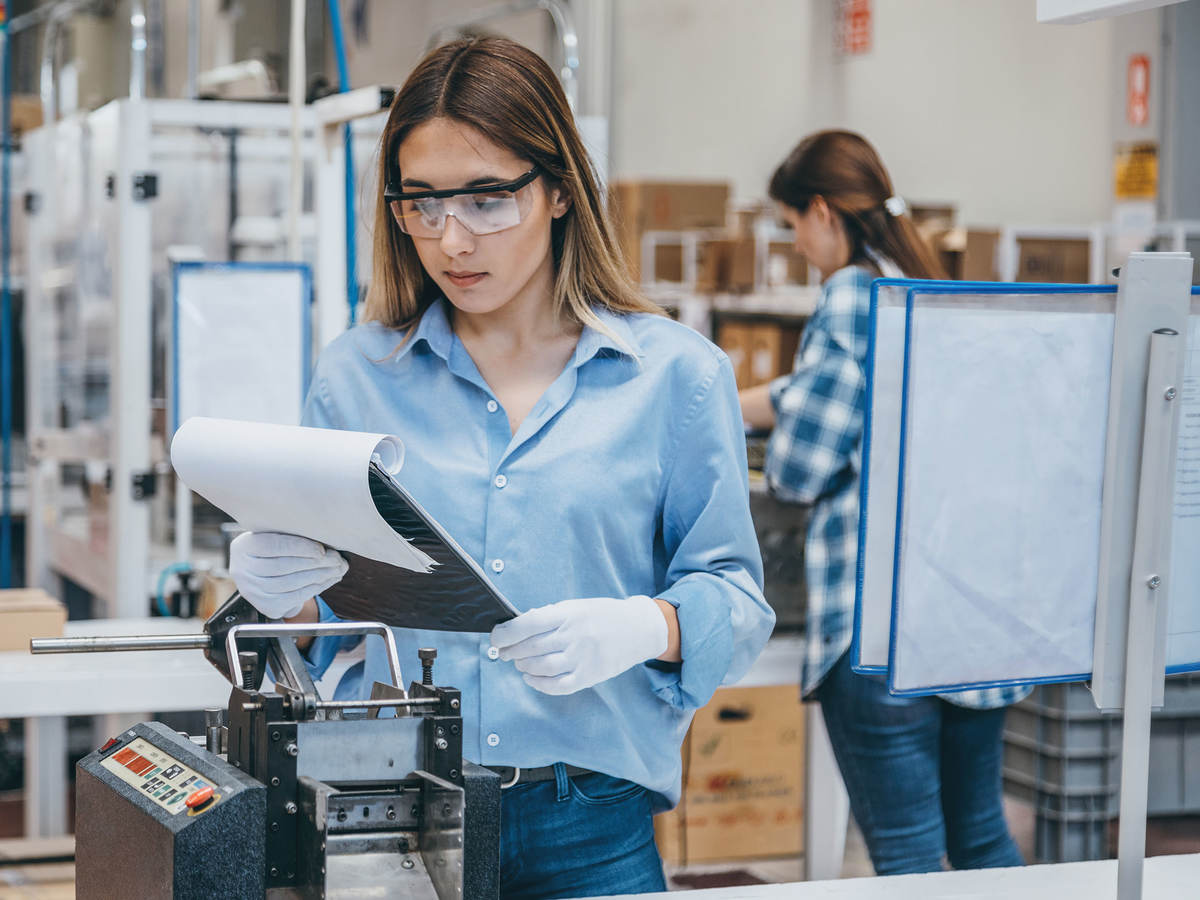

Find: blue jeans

[499,765,667,899]
[815,652,1024,874]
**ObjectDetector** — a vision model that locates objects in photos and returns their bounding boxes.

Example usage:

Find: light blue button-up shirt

[300,298,773,807]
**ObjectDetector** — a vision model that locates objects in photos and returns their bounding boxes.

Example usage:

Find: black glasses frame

[383,167,541,202]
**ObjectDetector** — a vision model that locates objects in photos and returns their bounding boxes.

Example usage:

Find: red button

[100,738,119,752]
[185,786,214,809]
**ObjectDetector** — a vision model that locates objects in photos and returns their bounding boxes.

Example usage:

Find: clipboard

[321,461,518,632]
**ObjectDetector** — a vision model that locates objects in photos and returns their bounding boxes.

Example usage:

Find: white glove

[489,595,669,695]
[229,531,349,619]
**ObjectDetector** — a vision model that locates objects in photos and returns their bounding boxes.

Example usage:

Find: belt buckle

[499,766,521,789]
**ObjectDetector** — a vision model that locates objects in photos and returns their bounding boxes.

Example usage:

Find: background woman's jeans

[815,652,1025,874]
[499,765,667,899]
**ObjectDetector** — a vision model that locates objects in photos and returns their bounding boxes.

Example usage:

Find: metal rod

[129,0,147,101]
[225,623,406,693]
[1117,328,1183,900]
[314,698,438,710]
[30,634,211,654]
[186,0,199,99]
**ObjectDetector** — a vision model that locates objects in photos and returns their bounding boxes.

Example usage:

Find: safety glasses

[384,167,542,238]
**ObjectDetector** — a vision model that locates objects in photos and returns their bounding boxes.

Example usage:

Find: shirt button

[487,733,500,747]
[491,559,505,573]
[486,400,499,413]
[494,474,507,489]
[487,646,500,660]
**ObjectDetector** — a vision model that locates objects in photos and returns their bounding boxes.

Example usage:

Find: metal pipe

[427,0,580,110]
[314,698,439,710]
[225,622,405,692]
[30,633,211,653]
[287,0,305,260]
[129,0,147,101]
[186,0,199,99]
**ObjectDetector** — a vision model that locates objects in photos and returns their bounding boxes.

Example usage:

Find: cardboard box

[0,589,66,652]
[716,317,802,388]
[1016,237,1090,283]
[961,229,1001,282]
[909,202,956,237]
[654,684,805,865]
[10,95,44,136]
[767,242,808,286]
[608,181,730,281]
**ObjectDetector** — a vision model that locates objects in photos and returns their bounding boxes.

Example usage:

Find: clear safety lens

[390,187,535,237]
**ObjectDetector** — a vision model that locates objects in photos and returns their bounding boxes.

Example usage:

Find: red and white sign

[838,0,872,55]
[1127,54,1150,127]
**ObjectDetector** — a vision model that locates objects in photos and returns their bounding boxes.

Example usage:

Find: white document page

[1167,311,1200,670]
[171,417,436,572]
[856,299,908,670]
[891,306,1114,693]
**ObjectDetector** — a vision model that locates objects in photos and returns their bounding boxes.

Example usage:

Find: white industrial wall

[611,0,1118,226]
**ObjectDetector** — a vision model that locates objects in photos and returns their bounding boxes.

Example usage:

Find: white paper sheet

[1167,312,1200,671]
[891,306,1114,693]
[171,417,436,572]
[856,297,908,670]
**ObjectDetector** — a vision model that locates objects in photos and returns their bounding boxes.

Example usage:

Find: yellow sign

[1114,142,1158,200]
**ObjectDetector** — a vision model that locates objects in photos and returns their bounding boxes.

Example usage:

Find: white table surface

[0,618,232,718]
[595,853,1200,899]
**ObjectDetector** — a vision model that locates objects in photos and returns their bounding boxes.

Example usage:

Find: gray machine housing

[76,720,266,899]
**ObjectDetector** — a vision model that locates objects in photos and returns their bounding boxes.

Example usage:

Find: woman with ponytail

[740,130,1027,875]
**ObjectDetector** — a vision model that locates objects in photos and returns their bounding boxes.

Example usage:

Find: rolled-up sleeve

[648,355,774,710]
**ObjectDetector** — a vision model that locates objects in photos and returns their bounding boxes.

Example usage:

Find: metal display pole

[1084,252,1192,899]
[1091,252,1192,711]
[1116,327,1186,900]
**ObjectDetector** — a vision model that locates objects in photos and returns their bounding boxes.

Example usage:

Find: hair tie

[884,195,907,217]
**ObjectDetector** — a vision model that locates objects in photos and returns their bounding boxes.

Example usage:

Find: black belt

[485,764,592,789]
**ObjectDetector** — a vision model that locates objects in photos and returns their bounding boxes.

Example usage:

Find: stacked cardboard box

[654,684,805,865]
[608,181,730,282]
[1016,237,1091,283]
[714,314,804,390]
[0,589,66,652]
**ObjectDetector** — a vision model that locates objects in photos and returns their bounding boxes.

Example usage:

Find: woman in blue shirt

[228,37,773,899]
[740,130,1026,875]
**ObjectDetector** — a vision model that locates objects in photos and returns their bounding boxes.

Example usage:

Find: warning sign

[1114,142,1158,201]
[1127,54,1150,128]
[838,0,872,55]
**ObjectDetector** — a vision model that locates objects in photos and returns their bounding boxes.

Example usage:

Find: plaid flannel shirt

[764,263,1030,710]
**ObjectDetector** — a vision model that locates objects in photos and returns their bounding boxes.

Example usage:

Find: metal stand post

[1117,329,1184,900]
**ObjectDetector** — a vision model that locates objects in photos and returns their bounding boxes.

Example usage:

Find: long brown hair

[768,130,945,279]
[365,37,661,330]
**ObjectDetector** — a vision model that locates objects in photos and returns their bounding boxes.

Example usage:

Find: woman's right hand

[228,531,349,620]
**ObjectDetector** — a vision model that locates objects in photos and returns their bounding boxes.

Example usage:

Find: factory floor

[2,795,1199,896]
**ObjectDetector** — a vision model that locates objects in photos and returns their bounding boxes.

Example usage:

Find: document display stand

[852,253,1195,900]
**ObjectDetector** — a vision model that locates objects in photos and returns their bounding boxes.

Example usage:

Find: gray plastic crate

[1003,675,1200,863]
[1034,805,1113,864]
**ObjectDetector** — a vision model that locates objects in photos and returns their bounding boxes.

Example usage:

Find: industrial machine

[31,595,500,899]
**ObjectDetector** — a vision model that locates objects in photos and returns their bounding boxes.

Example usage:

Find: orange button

[185,786,214,809]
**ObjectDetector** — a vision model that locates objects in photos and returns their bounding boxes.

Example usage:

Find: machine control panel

[100,738,215,816]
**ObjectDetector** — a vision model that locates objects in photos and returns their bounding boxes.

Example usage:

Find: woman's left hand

[489,596,670,695]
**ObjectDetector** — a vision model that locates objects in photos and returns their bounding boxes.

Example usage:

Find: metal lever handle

[224,622,406,694]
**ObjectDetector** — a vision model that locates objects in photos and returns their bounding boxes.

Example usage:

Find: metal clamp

[499,767,521,790]
[224,622,406,694]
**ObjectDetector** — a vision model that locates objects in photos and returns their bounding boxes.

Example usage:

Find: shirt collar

[393,298,455,362]
[396,297,643,367]
[572,304,643,367]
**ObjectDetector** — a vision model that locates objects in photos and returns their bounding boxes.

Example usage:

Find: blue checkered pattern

[764,265,1030,711]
